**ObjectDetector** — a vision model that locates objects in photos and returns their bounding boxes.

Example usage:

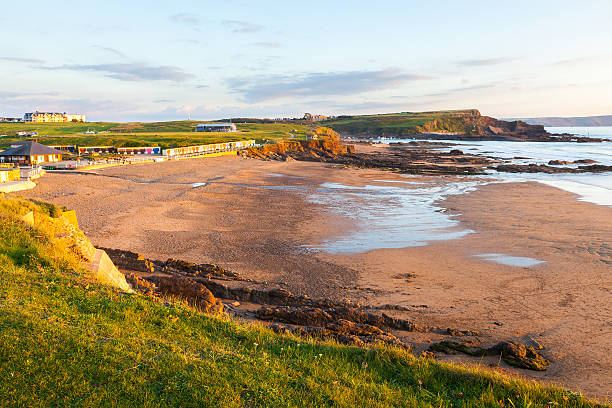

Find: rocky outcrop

[149,275,224,315]
[429,340,550,371]
[269,321,410,349]
[255,305,427,333]
[243,138,355,162]
[101,248,550,371]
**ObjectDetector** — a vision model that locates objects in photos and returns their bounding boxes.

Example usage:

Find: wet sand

[16,155,612,400]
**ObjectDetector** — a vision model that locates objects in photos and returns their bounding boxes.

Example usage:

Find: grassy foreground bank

[0,195,605,407]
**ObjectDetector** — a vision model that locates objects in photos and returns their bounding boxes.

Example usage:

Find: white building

[195,123,237,132]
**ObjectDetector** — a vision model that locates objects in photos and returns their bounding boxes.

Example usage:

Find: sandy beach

[15,154,612,399]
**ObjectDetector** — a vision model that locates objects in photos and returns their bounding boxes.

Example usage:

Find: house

[195,123,237,132]
[0,141,63,165]
[24,111,86,123]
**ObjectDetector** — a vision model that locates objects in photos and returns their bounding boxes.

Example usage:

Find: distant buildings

[303,113,328,122]
[23,111,86,123]
[0,117,22,122]
[195,123,237,132]
[0,141,63,165]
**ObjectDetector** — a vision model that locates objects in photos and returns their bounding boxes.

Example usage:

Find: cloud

[227,69,432,102]
[457,57,516,66]
[170,12,200,26]
[422,83,495,97]
[253,42,281,48]
[551,56,604,66]
[42,63,194,82]
[92,45,126,58]
[224,20,264,33]
[0,56,45,64]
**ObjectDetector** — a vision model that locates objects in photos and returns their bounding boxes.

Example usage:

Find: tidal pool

[474,253,545,267]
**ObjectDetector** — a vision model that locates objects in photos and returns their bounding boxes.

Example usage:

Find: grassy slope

[323,110,479,136]
[0,122,311,150]
[0,195,605,407]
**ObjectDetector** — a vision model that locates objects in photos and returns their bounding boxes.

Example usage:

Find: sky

[1,0,611,122]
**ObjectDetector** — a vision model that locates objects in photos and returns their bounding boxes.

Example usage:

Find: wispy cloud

[551,56,604,66]
[224,20,264,33]
[457,57,516,66]
[0,56,45,64]
[422,83,495,97]
[253,42,281,48]
[228,69,432,102]
[42,63,194,82]
[170,12,200,26]
[92,45,126,58]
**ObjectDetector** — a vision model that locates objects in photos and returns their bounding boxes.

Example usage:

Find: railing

[25,166,45,179]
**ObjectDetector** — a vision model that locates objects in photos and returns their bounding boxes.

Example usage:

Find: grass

[323,110,480,136]
[0,122,311,150]
[0,194,607,407]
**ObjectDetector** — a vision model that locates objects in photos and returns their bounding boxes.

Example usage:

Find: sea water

[306,127,611,253]
[384,126,612,207]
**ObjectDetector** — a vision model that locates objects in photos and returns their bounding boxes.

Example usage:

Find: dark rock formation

[495,164,612,174]
[429,340,550,371]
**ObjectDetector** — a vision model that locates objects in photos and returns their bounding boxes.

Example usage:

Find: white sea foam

[380,128,612,208]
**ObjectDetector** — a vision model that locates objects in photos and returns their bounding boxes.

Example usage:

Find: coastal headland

[15,143,612,399]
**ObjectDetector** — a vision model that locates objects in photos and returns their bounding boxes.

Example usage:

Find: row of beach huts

[0,140,256,178]
[48,139,254,157]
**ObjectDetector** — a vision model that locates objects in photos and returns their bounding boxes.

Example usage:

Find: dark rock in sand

[429,340,550,371]
[256,305,427,332]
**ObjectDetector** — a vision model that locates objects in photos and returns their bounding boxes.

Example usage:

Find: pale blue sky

[1,0,611,121]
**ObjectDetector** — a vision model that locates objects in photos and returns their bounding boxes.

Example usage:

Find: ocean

[388,126,612,207]
[310,127,611,253]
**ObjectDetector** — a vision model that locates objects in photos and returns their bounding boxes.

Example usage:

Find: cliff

[323,110,601,141]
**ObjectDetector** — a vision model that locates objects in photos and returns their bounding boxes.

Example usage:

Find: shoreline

[13,154,612,399]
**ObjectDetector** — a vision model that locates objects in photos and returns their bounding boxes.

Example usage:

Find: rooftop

[196,123,235,127]
[0,141,65,156]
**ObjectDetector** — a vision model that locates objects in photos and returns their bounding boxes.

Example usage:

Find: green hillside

[324,110,481,136]
[0,194,604,407]
[0,121,310,149]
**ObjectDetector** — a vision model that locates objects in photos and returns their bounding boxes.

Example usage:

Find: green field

[0,194,606,407]
[323,110,481,136]
[0,121,311,149]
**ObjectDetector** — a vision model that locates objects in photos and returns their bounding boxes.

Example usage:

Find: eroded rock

[429,340,550,371]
